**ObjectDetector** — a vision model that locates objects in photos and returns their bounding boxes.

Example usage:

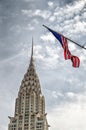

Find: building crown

[19,39,41,94]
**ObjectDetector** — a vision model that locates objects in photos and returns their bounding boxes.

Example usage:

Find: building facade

[8,42,49,130]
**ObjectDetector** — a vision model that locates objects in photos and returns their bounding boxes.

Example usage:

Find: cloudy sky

[0,0,86,130]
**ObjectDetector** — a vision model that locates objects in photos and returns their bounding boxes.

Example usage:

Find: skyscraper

[8,41,49,130]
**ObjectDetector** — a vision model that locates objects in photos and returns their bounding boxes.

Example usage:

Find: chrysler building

[8,41,49,130]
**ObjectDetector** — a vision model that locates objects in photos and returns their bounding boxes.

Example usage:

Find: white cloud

[52,91,64,99]
[48,93,86,130]
[22,9,51,19]
[34,45,44,60]
[48,1,54,8]
[52,0,86,37]
[82,11,86,18]
[32,19,39,24]
[34,9,51,19]
[74,21,86,32]
[49,16,56,22]
[66,92,76,99]
[33,44,61,69]
[10,25,22,34]
[80,49,86,63]
[68,42,76,51]
[40,33,55,42]
[26,24,35,30]
[66,0,85,14]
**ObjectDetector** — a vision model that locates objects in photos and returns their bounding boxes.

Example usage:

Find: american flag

[44,25,80,68]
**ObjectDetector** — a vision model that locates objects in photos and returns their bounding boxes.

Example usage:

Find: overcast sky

[0,0,86,130]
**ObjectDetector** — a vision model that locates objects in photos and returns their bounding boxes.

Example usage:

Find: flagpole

[43,25,86,50]
[63,36,86,50]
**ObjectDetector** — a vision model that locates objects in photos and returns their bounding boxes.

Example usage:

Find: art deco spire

[31,37,33,57]
[30,37,34,67]
[19,39,41,94]
[8,39,49,130]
